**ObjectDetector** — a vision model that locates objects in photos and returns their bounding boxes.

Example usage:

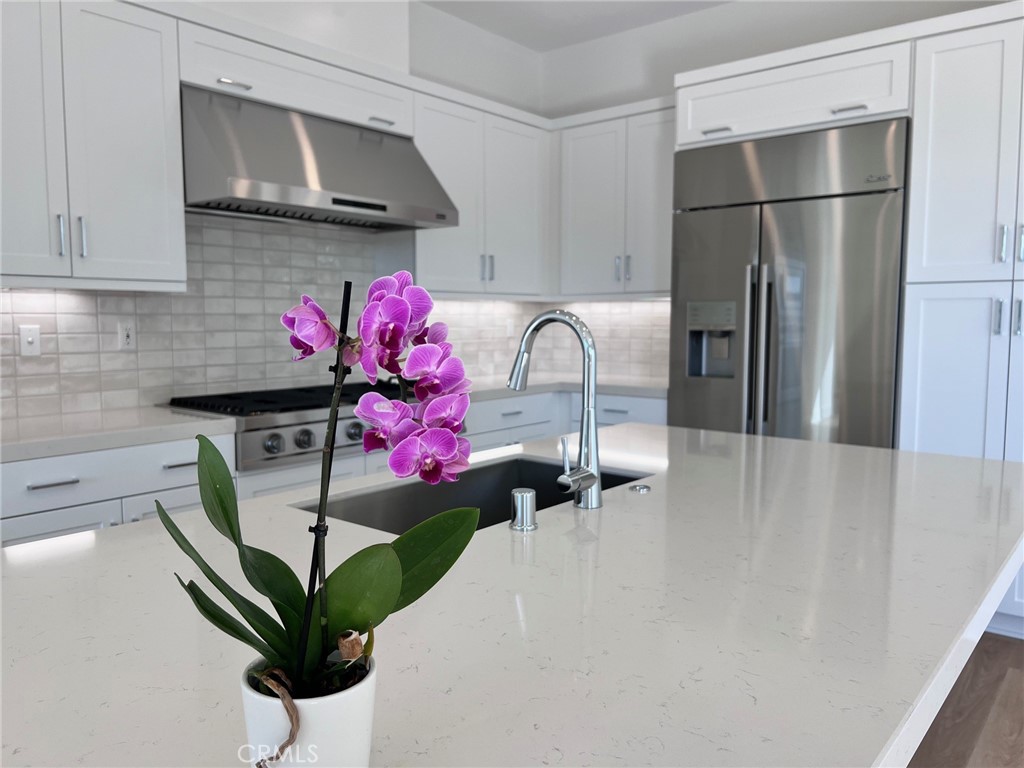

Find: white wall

[196,1,411,73]
[409,2,543,113]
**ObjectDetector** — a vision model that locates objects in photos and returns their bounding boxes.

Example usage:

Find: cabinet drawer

[571,393,667,426]
[179,23,413,136]
[676,43,910,146]
[2,499,122,546]
[122,483,202,524]
[463,393,554,435]
[1,433,234,518]
[469,422,557,454]
[236,454,364,500]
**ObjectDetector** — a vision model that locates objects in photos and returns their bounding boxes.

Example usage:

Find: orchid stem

[295,281,353,689]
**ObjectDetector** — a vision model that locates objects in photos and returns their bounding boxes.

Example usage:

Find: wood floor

[910,632,1024,768]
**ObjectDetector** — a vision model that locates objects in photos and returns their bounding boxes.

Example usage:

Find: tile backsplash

[1,214,669,421]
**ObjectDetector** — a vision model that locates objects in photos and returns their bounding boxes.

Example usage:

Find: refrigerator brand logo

[864,174,892,184]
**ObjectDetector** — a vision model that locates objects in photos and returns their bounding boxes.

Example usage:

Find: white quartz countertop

[0,406,238,463]
[3,424,1021,767]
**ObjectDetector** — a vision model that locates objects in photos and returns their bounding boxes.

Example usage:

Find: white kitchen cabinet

[178,23,413,136]
[624,110,675,293]
[561,112,674,296]
[122,484,202,524]
[898,282,1013,459]
[1,499,123,548]
[414,95,548,295]
[1,1,186,288]
[0,1,69,277]
[1005,281,1023,462]
[906,21,1024,283]
[236,455,365,500]
[675,43,911,147]
[560,119,628,294]
[569,393,668,428]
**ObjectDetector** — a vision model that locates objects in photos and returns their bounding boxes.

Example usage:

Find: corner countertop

[0,377,667,463]
[0,407,238,463]
[4,424,1019,767]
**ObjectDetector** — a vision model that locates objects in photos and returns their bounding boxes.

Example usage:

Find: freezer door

[759,192,903,448]
[668,205,760,432]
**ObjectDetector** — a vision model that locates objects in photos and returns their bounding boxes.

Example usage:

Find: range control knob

[294,428,316,450]
[345,421,364,442]
[263,433,285,455]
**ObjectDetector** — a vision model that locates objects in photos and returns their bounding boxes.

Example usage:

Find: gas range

[169,381,402,472]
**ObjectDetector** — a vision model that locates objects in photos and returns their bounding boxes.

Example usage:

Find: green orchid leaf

[390,507,479,613]
[239,544,307,643]
[196,435,241,546]
[176,575,283,667]
[323,544,402,636]
[157,502,292,660]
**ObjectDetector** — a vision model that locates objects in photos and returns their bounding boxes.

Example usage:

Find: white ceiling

[422,1,728,52]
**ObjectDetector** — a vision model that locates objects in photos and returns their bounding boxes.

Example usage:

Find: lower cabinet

[1,499,123,547]
[236,455,365,500]
[122,483,201,524]
[569,392,668,428]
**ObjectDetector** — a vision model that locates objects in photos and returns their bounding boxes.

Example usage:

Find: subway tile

[101,389,139,409]
[139,369,172,388]
[99,352,138,371]
[138,332,173,351]
[202,227,233,246]
[204,263,234,281]
[136,294,173,314]
[100,370,139,390]
[58,333,100,353]
[204,314,236,331]
[57,313,97,333]
[19,395,60,417]
[17,355,60,376]
[172,331,206,350]
[138,351,173,370]
[173,367,206,386]
[172,349,206,368]
[171,314,205,332]
[11,291,56,314]
[97,295,136,314]
[233,231,262,249]
[61,373,101,393]
[16,375,60,397]
[55,291,97,314]
[202,245,233,263]
[14,314,58,334]
[203,298,235,315]
[139,386,173,406]
[61,392,102,413]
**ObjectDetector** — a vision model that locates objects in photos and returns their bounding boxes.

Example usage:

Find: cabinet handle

[368,116,395,127]
[162,460,199,470]
[1018,224,1023,263]
[56,214,66,257]
[26,477,80,491]
[78,216,88,258]
[216,77,253,91]
[994,299,1004,335]
[1015,299,1023,336]
[602,408,629,415]
[501,410,524,417]
[480,254,486,281]
[625,254,632,282]
[489,254,495,281]
[997,224,1009,263]
[614,255,622,282]
[701,126,732,137]
[830,103,869,116]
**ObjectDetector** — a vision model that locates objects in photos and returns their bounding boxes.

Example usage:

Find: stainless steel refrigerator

[667,118,907,448]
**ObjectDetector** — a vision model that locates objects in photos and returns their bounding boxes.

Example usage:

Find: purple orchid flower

[353,393,414,452]
[357,295,412,383]
[418,393,470,433]
[280,295,338,361]
[388,427,459,485]
[439,437,471,483]
[366,271,434,349]
[412,322,448,347]
[402,343,467,402]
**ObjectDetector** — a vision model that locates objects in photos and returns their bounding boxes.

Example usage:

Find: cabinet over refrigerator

[668,119,907,448]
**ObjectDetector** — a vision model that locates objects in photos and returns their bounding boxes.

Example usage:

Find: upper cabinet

[675,43,911,147]
[561,110,674,295]
[178,23,413,136]
[905,21,1024,283]
[414,94,550,295]
[1,1,186,289]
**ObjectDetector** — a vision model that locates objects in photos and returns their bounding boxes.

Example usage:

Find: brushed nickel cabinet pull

[78,216,88,258]
[614,255,622,282]
[602,408,629,414]
[480,254,486,281]
[830,104,869,115]
[997,224,1009,263]
[216,77,253,91]
[994,299,1004,335]
[489,254,495,282]
[368,116,395,127]
[625,254,632,282]
[701,126,732,137]
[26,477,80,491]
[57,214,66,257]
[501,410,524,417]
[162,460,199,470]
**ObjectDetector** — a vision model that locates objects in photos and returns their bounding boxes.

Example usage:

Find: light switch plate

[18,325,41,357]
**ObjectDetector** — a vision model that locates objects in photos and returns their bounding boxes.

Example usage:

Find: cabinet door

[122,484,202,524]
[899,282,1013,459]
[1005,281,1023,462]
[561,119,627,295]
[0,1,70,277]
[413,95,486,293]
[1,499,123,547]
[235,455,365,500]
[484,115,547,295]
[906,22,1024,283]
[625,110,674,293]
[61,2,185,283]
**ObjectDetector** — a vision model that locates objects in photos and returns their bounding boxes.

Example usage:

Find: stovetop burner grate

[169,381,403,416]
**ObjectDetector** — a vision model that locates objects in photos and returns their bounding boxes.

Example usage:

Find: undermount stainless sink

[295,457,648,535]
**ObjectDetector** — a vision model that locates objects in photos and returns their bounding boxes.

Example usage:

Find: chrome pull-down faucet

[507,309,601,509]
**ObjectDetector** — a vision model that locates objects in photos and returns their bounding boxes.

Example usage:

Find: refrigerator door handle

[753,264,772,434]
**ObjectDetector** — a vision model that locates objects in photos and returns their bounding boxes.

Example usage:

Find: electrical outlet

[117,320,136,351]
[18,325,41,357]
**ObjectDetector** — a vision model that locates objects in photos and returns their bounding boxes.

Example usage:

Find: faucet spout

[507,309,601,509]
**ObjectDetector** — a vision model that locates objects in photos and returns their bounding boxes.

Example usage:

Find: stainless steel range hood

[180,85,457,231]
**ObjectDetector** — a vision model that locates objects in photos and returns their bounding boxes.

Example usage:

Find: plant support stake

[295,281,353,687]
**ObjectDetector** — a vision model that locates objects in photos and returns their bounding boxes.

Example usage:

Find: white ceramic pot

[240,658,376,768]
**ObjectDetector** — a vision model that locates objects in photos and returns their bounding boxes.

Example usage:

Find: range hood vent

[181,85,458,232]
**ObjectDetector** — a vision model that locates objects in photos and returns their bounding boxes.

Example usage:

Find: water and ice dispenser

[686,301,738,379]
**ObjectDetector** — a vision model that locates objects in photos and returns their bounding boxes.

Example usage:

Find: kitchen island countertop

[2,424,1021,767]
